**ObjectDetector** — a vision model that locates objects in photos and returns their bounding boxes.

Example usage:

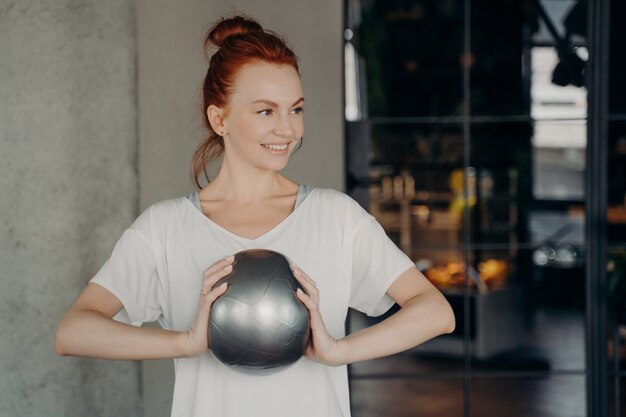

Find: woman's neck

[201,164,297,204]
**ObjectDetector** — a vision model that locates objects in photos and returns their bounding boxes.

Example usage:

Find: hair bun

[206,15,264,48]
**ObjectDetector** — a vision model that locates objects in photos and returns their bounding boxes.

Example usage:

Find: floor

[348,307,626,417]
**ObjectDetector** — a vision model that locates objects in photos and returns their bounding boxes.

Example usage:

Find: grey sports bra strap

[294,184,312,208]
[187,191,201,210]
[187,184,312,211]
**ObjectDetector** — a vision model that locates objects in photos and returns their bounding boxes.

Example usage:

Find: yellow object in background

[425,259,510,290]
[448,168,476,223]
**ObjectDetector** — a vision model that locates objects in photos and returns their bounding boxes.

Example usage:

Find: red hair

[191,15,300,188]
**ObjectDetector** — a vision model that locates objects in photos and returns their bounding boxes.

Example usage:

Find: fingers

[290,264,318,299]
[202,264,232,291]
[203,255,235,279]
[201,256,234,292]
[296,287,317,311]
[201,282,228,305]
[289,264,340,366]
[291,266,320,317]
[186,256,235,355]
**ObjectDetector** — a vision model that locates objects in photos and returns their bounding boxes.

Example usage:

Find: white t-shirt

[91,187,415,417]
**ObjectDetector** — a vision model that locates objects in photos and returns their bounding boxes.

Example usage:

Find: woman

[56,15,455,417]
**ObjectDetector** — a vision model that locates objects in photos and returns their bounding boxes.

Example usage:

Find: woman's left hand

[291,263,344,367]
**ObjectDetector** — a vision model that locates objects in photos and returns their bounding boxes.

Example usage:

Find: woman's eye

[291,107,304,115]
[258,109,273,116]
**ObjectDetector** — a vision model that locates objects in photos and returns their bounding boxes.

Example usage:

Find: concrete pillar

[0,2,141,416]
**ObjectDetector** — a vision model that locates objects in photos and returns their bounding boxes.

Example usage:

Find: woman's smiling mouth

[262,143,289,151]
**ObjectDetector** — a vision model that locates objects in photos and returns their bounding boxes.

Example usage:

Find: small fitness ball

[209,249,311,375]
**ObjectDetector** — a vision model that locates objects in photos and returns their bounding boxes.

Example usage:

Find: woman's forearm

[57,260,232,361]
[337,291,455,365]
[56,310,192,360]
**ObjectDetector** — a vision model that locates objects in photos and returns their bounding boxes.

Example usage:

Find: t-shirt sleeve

[90,207,164,326]
[348,215,416,317]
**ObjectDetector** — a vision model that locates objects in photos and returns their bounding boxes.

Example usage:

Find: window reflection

[531,46,586,202]
[609,0,626,115]
[608,122,626,245]
[608,122,626,377]
[532,135,585,201]
[352,1,465,118]
[346,0,588,372]
[470,122,532,246]
[470,0,530,117]
[357,123,464,252]
[608,247,626,374]
[609,376,626,417]
[343,0,606,414]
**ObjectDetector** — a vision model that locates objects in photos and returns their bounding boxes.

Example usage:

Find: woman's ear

[207,105,226,135]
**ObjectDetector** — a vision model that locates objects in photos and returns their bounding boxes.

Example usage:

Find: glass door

[342,0,620,415]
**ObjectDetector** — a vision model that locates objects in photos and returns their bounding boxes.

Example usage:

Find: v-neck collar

[183,188,314,243]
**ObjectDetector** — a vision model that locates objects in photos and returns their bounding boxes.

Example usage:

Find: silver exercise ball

[209,249,311,375]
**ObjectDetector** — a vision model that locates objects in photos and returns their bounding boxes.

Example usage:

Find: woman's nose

[274,114,294,137]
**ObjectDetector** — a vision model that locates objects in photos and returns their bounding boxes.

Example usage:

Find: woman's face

[218,61,304,173]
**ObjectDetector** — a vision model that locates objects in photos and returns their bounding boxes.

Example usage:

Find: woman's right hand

[183,255,234,357]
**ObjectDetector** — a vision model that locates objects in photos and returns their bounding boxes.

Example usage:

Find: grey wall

[136,1,343,416]
[0,2,141,417]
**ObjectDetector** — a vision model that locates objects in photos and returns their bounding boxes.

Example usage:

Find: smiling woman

[205,62,304,174]
[55,14,455,417]
[192,16,304,188]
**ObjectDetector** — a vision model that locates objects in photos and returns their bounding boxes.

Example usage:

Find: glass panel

[615,377,626,417]
[469,0,531,117]
[471,375,587,417]
[527,246,586,371]
[609,0,626,115]
[608,0,625,412]
[532,120,586,201]
[530,244,585,309]
[458,247,530,364]
[456,248,586,371]
[531,0,588,107]
[414,246,583,371]
[470,0,587,118]
[608,122,626,245]
[608,247,626,372]
[347,122,465,253]
[350,377,463,417]
[468,122,533,246]
[349,0,464,118]
[530,46,587,122]
[468,119,587,246]
[608,376,626,417]
[608,120,626,374]
[531,1,587,46]
[530,209,585,250]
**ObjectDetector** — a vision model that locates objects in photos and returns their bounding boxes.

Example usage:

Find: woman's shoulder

[129,196,192,232]
[310,187,360,203]
[308,187,349,205]
[142,196,190,217]
[307,187,371,219]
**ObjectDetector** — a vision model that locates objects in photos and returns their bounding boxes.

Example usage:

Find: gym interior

[0,1,623,416]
